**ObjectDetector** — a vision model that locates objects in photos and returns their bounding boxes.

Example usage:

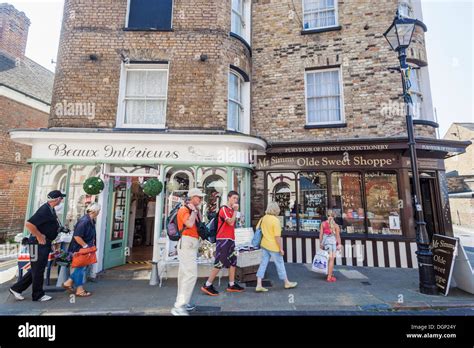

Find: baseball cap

[47,190,66,199]
[188,188,205,198]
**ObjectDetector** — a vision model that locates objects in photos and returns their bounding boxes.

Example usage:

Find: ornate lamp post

[383,12,438,295]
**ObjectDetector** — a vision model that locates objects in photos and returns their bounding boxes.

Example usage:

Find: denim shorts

[322,234,337,253]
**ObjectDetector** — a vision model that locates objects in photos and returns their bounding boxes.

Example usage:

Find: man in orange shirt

[171,188,205,316]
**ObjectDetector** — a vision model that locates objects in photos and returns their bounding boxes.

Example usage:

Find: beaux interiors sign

[257,152,399,170]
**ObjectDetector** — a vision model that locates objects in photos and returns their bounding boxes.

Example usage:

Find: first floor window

[408,68,423,119]
[303,0,338,30]
[118,64,169,128]
[228,69,249,133]
[127,0,173,30]
[306,68,343,124]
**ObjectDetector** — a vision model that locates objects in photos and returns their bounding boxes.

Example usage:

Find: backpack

[206,207,226,244]
[166,203,188,241]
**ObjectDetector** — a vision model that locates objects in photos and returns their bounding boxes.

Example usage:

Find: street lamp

[384,12,438,295]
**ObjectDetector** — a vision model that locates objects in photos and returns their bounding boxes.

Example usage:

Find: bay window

[408,68,424,120]
[231,0,251,44]
[228,69,250,133]
[117,63,169,128]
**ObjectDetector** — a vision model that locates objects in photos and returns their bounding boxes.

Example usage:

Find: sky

[5,0,473,138]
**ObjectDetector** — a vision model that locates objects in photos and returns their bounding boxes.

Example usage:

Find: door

[420,178,440,242]
[104,177,131,269]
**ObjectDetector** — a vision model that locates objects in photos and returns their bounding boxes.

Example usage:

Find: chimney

[0,3,31,60]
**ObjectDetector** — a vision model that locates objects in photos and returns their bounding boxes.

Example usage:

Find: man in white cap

[171,188,206,316]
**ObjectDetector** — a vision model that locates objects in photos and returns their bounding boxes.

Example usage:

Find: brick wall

[251,0,436,142]
[0,96,48,241]
[49,0,251,129]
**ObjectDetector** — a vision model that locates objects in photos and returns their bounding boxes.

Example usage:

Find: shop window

[305,68,344,125]
[126,0,173,30]
[298,172,327,233]
[231,0,251,43]
[330,172,365,234]
[267,172,297,232]
[200,168,228,223]
[117,63,169,129]
[303,0,338,31]
[65,165,101,231]
[32,165,68,222]
[228,69,250,134]
[364,172,402,235]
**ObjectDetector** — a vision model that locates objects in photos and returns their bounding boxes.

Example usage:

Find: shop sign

[257,152,399,170]
[432,235,458,296]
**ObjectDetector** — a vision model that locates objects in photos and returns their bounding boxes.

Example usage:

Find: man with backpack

[171,188,205,316]
[201,191,245,296]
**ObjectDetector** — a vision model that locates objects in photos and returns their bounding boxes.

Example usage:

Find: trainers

[284,281,298,289]
[255,286,269,293]
[200,284,219,296]
[9,288,24,301]
[226,283,245,293]
[38,295,52,302]
[185,303,196,311]
[171,306,189,316]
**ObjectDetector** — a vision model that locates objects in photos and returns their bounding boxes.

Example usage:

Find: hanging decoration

[143,178,163,197]
[83,177,105,195]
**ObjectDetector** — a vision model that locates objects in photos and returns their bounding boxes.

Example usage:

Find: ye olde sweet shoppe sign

[256,152,400,170]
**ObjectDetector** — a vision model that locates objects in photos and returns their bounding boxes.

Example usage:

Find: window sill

[304,123,347,129]
[412,119,439,128]
[301,26,342,35]
[123,28,174,32]
[229,32,252,56]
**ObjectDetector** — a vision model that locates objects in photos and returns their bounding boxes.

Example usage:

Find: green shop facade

[10,128,266,274]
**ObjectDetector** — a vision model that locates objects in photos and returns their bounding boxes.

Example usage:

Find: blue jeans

[70,266,86,287]
[256,248,288,281]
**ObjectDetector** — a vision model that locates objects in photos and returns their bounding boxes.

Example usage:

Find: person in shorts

[319,212,342,282]
[201,191,244,296]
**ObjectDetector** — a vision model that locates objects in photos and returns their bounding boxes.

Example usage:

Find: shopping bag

[71,246,97,268]
[312,250,329,274]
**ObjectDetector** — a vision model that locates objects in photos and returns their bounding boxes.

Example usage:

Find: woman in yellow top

[255,202,298,292]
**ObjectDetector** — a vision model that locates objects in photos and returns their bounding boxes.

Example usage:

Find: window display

[330,172,365,234]
[364,172,401,235]
[298,172,327,233]
[267,172,297,232]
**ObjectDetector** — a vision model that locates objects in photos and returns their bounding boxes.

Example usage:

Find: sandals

[61,283,74,293]
[327,276,337,282]
[75,290,92,297]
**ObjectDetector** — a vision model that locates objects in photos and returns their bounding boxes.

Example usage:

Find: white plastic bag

[312,250,329,274]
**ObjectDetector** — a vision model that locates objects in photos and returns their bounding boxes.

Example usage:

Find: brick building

[10,0,469,274]
[0,3,53,242]
[444,123,474,228]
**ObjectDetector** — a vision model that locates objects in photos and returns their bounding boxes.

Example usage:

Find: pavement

[0,259,473,316]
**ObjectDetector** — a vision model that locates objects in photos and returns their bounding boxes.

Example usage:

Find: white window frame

[304,67,345,126]
[409,68,424,120]
[302,0,339,31]
[231,0,251,44]
[125,0,174,29]
[398,0,415,19]
[116,63,170,129]
[228,69,250,134]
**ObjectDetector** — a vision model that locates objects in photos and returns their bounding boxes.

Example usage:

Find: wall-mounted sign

[256,152,400,170]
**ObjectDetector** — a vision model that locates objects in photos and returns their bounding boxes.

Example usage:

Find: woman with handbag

[255,202,297,292]
[62,203,101,297]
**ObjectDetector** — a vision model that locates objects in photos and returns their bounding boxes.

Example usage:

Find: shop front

[10,129,266,275]
[253,137,470,269]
